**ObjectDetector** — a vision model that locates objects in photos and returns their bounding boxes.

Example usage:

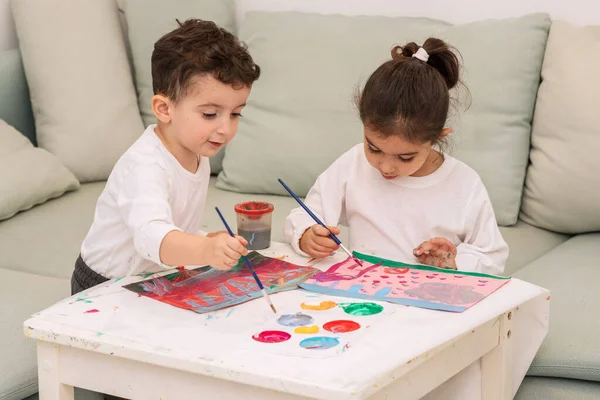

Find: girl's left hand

[413,237,457,270]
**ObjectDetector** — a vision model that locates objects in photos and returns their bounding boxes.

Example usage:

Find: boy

[72,19,260,294]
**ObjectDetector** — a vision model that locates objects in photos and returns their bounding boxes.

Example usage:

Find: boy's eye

[202,113,217,119]
[398,156,414,163]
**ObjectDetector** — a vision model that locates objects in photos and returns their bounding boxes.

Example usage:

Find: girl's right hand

[206,234,249,270]
[299,224,341,258]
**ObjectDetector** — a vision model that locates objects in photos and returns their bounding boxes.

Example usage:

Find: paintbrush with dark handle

[215,207,277,314]
[277,178,363,267]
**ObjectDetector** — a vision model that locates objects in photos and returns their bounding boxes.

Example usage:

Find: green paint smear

[96,332,104,337]
[231,252,264,272]
[339,302,383,316]
[76,297,92,304]
[352,251,511,279]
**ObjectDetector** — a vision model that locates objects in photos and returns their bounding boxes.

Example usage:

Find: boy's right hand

[205,234,249,270]
[299,224,340,258]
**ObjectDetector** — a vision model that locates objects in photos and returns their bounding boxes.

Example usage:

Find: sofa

[0,1,598,399]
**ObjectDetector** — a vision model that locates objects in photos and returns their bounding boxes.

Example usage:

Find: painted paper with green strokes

[218,12,551,226]
[300,251,510,313]
[123,0,235,174]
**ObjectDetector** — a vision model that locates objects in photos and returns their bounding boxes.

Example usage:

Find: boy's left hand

[413,237,457,270]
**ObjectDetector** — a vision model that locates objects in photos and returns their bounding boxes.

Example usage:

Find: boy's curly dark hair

[151,19,260,102]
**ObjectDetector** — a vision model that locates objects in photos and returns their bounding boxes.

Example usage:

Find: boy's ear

[441,127,453,137]
[152,94,172,123]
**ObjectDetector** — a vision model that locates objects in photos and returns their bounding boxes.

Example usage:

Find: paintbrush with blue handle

[278,178,363,266]
[215,207,277,314]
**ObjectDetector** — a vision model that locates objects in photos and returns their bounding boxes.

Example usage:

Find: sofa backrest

[2,0,599,235]
[0,48,35,145]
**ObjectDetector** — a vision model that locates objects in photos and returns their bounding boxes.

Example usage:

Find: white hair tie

[412,47,429,63]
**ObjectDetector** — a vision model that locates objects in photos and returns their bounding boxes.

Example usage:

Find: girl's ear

[441,127,453,137]
[152,94,172,123]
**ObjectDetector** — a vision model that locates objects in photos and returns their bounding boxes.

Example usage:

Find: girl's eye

[231,113,243,119]
[367,144,380,153]
[398,157,414,163]
[202,113,217,119]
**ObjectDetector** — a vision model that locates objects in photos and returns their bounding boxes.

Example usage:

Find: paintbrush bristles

[261,288,277,314]
[339,243,363,266]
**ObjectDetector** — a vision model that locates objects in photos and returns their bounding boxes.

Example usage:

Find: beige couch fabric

[521,21,600,234]
[11,0,144,182]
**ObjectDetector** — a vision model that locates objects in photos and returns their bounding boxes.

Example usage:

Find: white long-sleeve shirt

[81,125,210,278]
[284,144,508,275]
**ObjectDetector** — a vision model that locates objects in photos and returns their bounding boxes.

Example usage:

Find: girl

[284,38,508,275]
[285,38,512,400]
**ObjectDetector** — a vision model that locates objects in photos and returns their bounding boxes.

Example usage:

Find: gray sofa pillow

[0,120,80,220]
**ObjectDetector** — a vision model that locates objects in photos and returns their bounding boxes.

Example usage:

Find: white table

[25,243,549,400]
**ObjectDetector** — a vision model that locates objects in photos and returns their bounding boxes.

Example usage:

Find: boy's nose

[217,120,235,137]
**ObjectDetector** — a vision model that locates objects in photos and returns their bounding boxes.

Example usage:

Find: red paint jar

[234,201,275,250]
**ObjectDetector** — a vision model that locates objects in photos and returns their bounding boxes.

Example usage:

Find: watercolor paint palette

[123,252,318,314]
[301,253,510,312]
[239,293,393,359]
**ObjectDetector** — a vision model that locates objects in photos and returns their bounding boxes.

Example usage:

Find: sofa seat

[0,182,105,279]
[515,377,600,400]
[499,221,570,275]
[514,233,600,382]
[0,269,69,400]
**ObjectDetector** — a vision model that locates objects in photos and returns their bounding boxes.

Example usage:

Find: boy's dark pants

[71,255,109,295]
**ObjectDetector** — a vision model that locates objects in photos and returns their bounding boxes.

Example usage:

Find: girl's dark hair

[151,19,260,102]
[357,38,462,145]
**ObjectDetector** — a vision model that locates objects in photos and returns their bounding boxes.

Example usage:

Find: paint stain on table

[277,312,314,327]
[294,325,319,334]
[252,330,291,343]
[339,302,383,316]
[323,320,361,333]
[299,301,337,311]
[299,336,340,350]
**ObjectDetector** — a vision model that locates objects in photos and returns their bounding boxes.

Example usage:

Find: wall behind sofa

[0,0,598,53]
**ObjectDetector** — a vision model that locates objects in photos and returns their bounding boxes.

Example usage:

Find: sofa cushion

[123,0,236,174]
[217,12,550,226]
[0,49,35,145]
[514,233,600,382]
[0,182,104,279]
[520,21,600,234]
[0,120,80,221]
[515,377,600,400]
[0,268,69,400]
[11,0,144,182]
[499,220,569,275]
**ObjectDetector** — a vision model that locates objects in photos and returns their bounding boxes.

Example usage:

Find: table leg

[37,341,75,400]
[481,310,514,400]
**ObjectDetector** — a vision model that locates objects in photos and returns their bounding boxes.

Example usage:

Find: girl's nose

[379,160,395,174]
